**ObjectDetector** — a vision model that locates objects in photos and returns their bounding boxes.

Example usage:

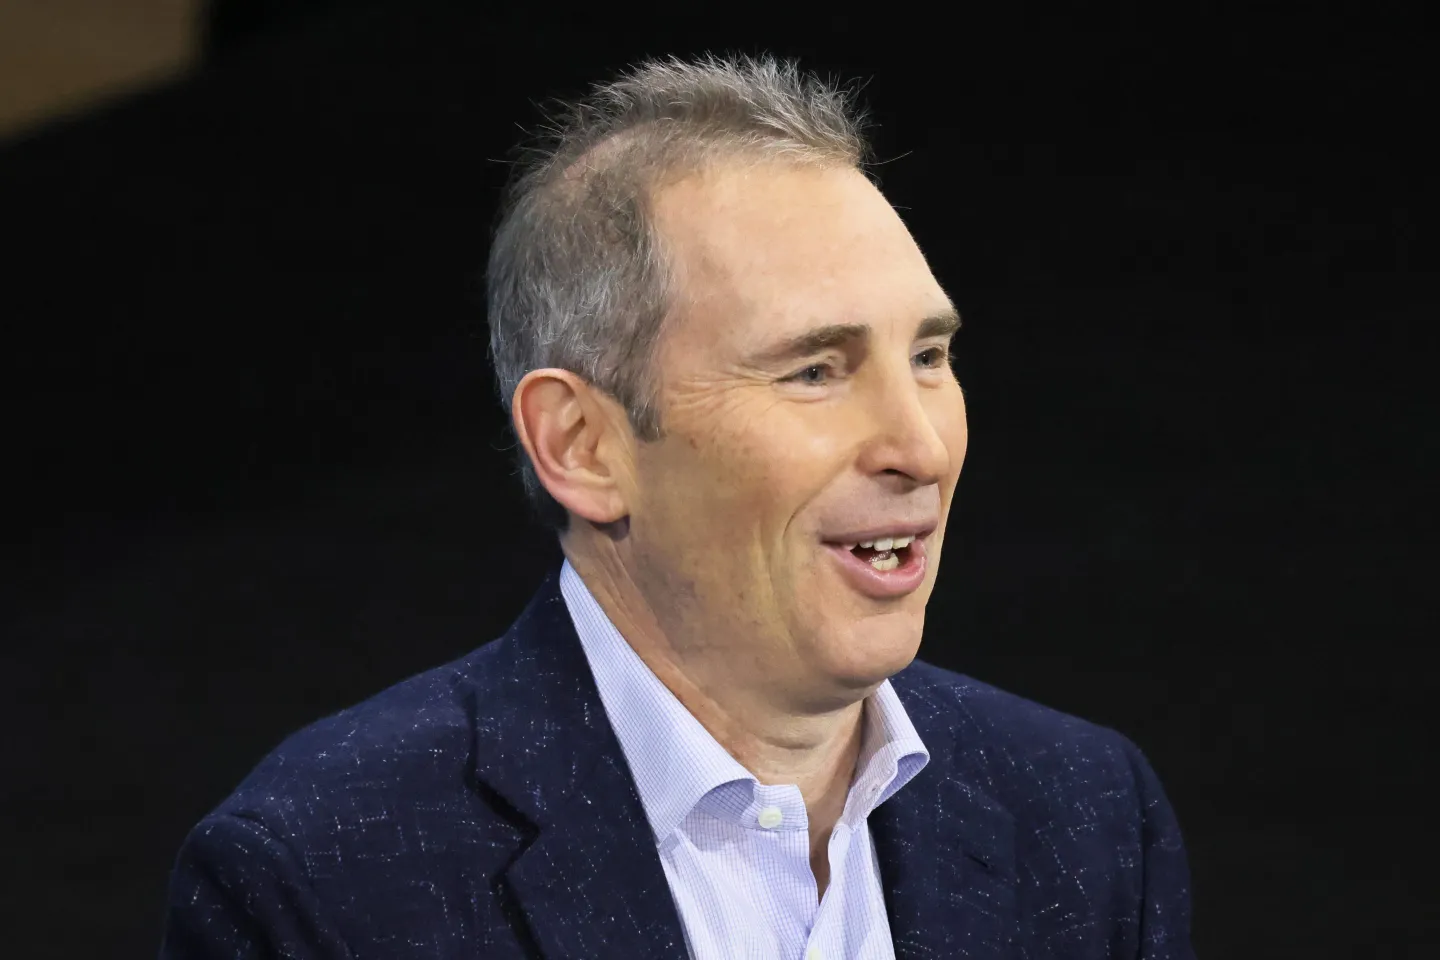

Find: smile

[821,535,929,599]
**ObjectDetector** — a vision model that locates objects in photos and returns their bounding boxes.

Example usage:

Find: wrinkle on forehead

[652,163,943,353]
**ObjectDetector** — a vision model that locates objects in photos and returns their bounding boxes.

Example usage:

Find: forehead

[650,161,949,353]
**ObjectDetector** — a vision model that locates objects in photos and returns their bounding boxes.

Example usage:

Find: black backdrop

[3,4,1435,956]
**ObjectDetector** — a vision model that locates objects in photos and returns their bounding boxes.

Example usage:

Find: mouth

[820,531,932,599]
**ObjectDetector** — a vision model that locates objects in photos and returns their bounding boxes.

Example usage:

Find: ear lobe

[512,369,629,526]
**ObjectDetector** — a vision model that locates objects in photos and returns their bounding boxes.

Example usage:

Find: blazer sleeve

[1120,735,1197,960]
[159,813,353,960]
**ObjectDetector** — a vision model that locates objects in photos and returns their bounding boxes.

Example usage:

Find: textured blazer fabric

[160,565,1195,959]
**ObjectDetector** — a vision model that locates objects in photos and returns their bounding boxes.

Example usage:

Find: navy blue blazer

[161,566,1194,958]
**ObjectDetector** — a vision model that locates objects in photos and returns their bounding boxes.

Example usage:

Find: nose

[855,371,961,488]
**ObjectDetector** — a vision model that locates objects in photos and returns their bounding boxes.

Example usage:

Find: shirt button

[757,805,784,829]
[806,947,822,960]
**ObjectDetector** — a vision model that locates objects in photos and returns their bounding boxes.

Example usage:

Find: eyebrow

[745,308,963,369]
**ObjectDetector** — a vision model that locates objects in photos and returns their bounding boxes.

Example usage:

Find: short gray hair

[485,54,871,533]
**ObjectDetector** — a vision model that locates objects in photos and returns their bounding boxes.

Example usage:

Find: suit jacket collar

[468,566,1018,959]
[868,667,1020,958]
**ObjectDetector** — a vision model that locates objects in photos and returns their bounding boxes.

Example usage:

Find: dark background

[3,3,1435,956]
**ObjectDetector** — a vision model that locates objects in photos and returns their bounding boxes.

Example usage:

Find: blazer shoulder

[213,642,504,827]
[896,659,1147,804]
[900,659,1124,743]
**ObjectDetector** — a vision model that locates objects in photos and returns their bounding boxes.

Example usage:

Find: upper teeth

[851,535,913,551]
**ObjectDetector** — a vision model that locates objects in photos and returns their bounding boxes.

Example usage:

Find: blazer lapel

[871,670,1020,960]
[504,752,690,959]
[466,568,690,959]
[464,566,1019,959]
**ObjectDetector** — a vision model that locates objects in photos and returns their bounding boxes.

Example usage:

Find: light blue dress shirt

[559,559,931,960]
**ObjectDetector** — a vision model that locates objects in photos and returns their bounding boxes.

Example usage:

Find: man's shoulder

[895,658,1144,802]
[898,657,1129,746]
[170,635,556,950]
[212,640,507,826]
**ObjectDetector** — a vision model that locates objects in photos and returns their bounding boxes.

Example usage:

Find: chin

[826,615,925,683]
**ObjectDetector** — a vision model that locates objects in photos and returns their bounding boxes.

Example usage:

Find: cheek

[645,419,796,526]
[715,428,813,506]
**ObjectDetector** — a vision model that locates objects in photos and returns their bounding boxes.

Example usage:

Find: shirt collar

[559,558,930,842]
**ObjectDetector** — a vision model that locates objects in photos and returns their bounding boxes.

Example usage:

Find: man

[161,55,1194,959]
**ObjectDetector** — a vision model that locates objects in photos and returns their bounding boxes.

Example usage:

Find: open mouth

[821,534,930,597]
[846,542,912,571]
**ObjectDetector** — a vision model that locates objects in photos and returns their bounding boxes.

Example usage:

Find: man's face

[618,161,967,710]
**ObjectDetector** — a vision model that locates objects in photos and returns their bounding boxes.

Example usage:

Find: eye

[784,362,835,386]
[915,346,952,369]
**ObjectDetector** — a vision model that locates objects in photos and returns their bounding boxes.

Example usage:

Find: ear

[511,368,632,526]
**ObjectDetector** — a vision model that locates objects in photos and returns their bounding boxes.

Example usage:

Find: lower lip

[822,537,929,599]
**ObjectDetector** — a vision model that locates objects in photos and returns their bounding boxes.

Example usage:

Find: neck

[561,534,870,813]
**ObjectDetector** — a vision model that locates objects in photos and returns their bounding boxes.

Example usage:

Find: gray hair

[485,54,871,533]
